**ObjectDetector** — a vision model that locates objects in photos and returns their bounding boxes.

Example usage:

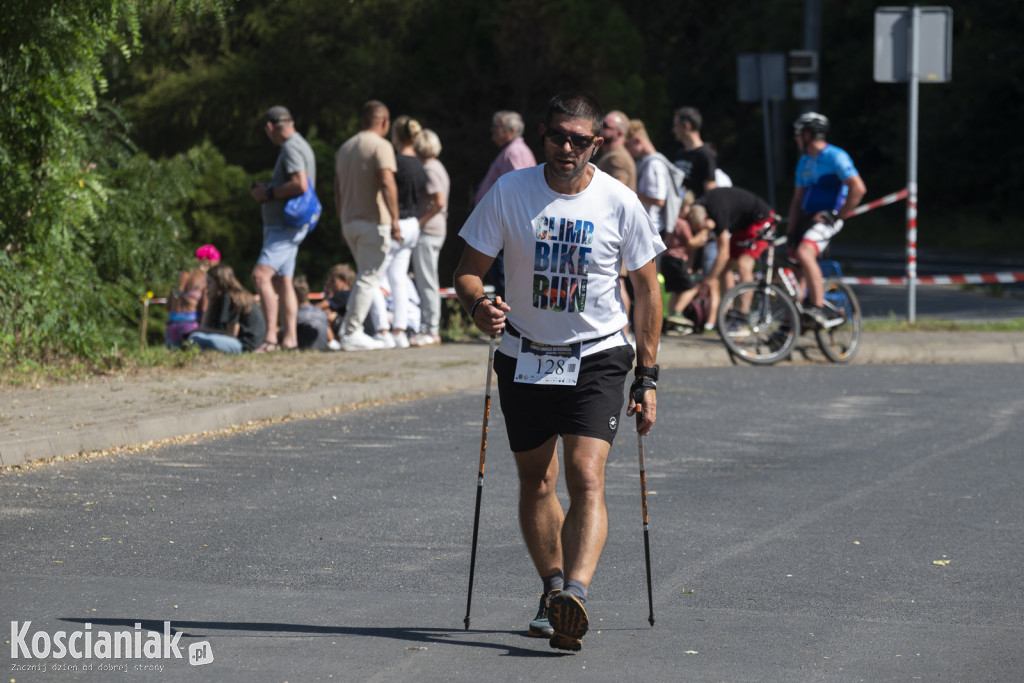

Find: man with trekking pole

[454,90,664,652]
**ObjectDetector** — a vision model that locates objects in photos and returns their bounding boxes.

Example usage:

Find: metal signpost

[738,53,786,209]
[874,6,953,322]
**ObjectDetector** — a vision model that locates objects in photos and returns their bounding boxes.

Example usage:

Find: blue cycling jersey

[795,144,859,214]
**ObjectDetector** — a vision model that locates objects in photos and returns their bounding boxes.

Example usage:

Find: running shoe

[339,330,385,351]
[548,592,589,652]
[527,589,558,638]
[803,306,829,329]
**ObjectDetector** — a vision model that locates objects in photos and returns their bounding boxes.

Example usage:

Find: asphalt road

[3,364,1022,682]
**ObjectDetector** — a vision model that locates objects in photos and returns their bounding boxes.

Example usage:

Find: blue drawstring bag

[283,181,322,231]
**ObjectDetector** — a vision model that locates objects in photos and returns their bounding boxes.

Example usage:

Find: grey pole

[759,57,777,209]
[906,6,920,322]
[803,0,822,113]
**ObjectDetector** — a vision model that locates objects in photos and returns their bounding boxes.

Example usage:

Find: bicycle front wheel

[718,282,800,365]
[815,278,862,363]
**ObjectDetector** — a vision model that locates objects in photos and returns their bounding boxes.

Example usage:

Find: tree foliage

[0,0,231,363]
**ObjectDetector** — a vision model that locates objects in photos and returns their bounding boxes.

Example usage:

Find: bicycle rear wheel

[718,282,800,365]
[815,278,861,363]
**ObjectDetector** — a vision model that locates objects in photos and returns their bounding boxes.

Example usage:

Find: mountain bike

[717,222,862,365]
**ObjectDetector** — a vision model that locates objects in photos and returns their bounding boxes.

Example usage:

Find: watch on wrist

[635,365,659,381]
[266,186,274,200]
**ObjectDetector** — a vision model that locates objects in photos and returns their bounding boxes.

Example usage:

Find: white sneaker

[410,333,440,347]
[393,331,410,349]
[340,330,385,351]
[327,339,342,351]
[373,332,397,349]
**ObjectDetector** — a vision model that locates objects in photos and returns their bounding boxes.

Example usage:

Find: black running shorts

[494,344,635,453]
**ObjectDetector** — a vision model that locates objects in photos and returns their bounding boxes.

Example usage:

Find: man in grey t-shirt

[250,106,317,351]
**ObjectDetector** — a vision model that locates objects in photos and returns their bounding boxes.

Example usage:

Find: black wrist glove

[631,376,657,406]
[631,365,659,406]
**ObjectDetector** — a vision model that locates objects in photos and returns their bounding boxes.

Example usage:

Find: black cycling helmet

[793,112,829,139]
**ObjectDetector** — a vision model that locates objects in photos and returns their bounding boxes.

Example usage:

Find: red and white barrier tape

[847,188,908,218]
[842,272,1024,286]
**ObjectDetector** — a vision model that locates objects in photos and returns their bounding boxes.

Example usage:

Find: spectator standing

[293,275,329,350]
[597,110,639,333]
[787,112,866,325]
[250,106,316,352]
[670,106,717,198]
[370,115,428,349]
[188,263,267,354]
[475,111,537,299]
[625,119,685,236]
[333,100,401,351]
[670,106,720,329]
[166,244,220,348]
[410,128,450,347]
[454,90,663,653]
[596,110,636,191]
[474,111,537,205]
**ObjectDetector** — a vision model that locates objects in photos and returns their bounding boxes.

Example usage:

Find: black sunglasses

[544,129,597,150]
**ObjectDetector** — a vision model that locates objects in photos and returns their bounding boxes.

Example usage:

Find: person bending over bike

[787,112,866,326]
[687,186,776,331]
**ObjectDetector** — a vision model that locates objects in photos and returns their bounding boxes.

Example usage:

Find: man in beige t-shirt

[596,110,636,192]
[333,100,401,351]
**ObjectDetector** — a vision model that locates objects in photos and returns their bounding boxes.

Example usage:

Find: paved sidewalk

[1,330,1021,468]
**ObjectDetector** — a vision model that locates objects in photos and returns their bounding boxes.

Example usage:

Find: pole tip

[649,616,655,627]
[464,617,471,631]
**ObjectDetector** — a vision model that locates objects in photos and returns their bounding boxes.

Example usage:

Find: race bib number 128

[514,338,582,386]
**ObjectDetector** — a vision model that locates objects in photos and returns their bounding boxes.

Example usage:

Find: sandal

[253,341,281,354]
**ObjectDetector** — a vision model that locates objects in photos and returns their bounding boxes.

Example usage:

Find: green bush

[0,1,230,367]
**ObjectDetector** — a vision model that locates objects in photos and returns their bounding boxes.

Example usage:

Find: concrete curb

[0,363,483,469]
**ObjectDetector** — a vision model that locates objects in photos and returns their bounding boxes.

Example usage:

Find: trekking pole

[464,302,499,630]
[636,407,656,627]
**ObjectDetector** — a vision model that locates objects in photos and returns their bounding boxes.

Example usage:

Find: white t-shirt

[636,154,671,233]
[460,165,663,355]
[715,167,733,188]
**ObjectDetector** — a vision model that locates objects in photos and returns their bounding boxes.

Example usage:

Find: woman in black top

[370,115,428,349]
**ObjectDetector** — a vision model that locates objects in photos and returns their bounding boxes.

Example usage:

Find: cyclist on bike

[687,186,776,332]
[787,113,866,326]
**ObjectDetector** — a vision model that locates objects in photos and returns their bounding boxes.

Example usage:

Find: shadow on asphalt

[61,617,559,658]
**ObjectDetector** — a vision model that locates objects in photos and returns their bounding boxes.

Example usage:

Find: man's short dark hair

[544,91,603,135]
[362,100,389,128]
[674,106,702,132]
